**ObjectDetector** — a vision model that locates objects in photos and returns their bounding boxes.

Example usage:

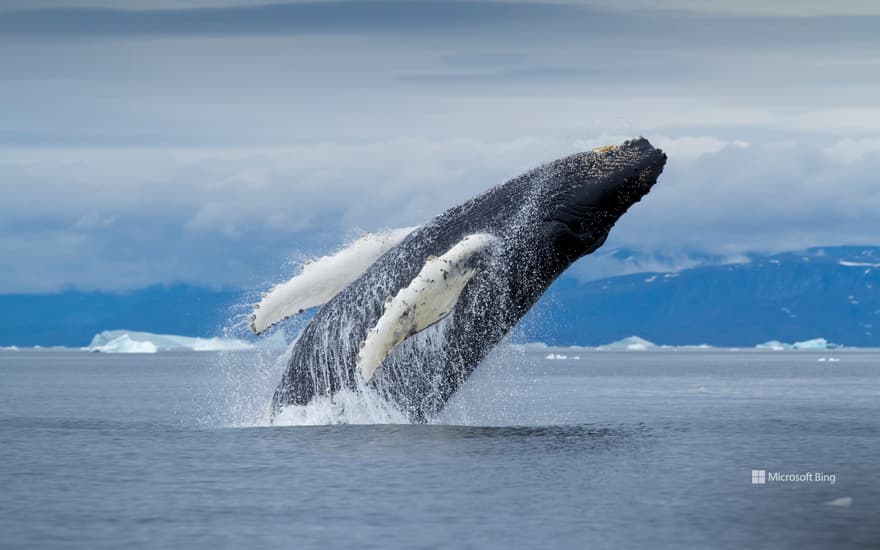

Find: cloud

[0,138,569,291]
[1,1,878,292]
[574,135,751,161]
[2,135,879,292]
[823,138,880,164]
[3,1,879,152]
[72,212,118,230]
[577,0,880,16]
[3,0,879,17]
[605,139,880,254]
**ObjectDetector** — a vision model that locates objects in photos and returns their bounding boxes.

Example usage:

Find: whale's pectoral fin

[249,227,417,334]
[357,233,498,382]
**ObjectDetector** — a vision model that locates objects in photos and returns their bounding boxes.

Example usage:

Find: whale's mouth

[543,137,666,256]
[589,137,666,214]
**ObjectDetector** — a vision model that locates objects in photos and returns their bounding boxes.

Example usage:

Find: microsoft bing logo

[751,469,766,484]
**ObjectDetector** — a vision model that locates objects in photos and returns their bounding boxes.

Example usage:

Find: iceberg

[756,340,789,351]
[90,334,159,354]
[792,338,838,350]
[597,336,657,351]
[87,330,254,353]
[755,338,839,351]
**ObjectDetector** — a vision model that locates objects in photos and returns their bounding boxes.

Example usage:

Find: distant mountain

[1,246,877,347]
[531,246,879,347]
[573,246,739,282]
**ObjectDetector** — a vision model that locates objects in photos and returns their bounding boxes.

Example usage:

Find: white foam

[271,388,408,426]
[87,330,253,353]
[251,227,416,334]
[825,496,853,507]
[200,339,409,428]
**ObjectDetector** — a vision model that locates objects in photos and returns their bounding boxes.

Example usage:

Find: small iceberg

[597,336,657,351]
[545,353,568,360]
[87,330,254,354]
[90,334,159,354]
[792,338,838,350]
[756,338,840,351]
[756,340,789,351]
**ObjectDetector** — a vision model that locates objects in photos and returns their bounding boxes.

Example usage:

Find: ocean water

[1,348,878,549]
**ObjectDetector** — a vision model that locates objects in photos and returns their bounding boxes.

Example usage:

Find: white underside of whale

[250,227,417,334]
[357,233,498,382]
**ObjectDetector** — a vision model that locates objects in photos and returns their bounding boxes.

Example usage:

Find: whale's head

[536,137,666,265]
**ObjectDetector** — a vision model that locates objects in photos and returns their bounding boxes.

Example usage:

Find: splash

[208,146,637,426]
[202,339,410,427]
[200,343,290,427]
[216,160,554,426]
[272,387,408,426]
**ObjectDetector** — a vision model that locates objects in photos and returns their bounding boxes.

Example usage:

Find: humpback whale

[254,137,667,422]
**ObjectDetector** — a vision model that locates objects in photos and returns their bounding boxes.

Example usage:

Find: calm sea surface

[1,348,878,549]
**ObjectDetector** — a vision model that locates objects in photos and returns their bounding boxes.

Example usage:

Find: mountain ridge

[1,246,877,347]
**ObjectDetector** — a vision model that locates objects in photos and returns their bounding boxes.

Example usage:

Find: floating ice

[597,336,657,351]
[756,340,789,351]
[792,338,838,350]
[87,330,254,353]
[756,338,840,351]
[89,334,158,354]
[271,388,407,426]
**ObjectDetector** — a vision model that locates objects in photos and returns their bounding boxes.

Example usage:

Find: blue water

[1,348,878,549]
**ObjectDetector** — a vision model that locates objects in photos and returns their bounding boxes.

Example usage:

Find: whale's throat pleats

[356,233,498,382]
[250,227,417,334]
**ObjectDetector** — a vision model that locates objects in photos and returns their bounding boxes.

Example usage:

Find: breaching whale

[254,138,667,422]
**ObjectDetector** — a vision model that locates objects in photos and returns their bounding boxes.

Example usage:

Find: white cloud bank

[1,134,879,292]
[1,2,878,292]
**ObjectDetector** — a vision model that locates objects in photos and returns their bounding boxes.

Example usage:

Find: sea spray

[208,166,562,425]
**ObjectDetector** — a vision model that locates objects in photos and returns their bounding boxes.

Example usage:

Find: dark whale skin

[272,138,667,422]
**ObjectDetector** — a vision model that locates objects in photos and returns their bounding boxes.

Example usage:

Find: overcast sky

[2,0,879,292]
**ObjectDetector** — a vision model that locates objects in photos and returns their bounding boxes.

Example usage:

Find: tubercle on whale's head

[545,137,666,257]
[590,137,666,213]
